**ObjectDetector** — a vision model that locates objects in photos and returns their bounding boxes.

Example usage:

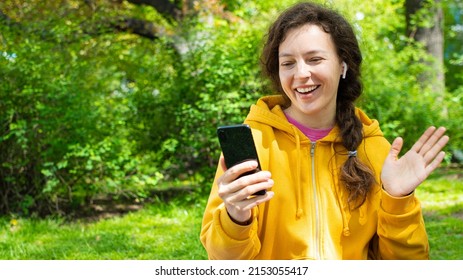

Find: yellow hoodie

[200,95,429,260]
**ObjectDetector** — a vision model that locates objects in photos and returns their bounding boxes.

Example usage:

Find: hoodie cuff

[381,188,416,215]
[217,205,256,241]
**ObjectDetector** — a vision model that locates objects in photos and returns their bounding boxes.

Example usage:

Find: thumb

[389,137,404,160]
[219,155,228,171]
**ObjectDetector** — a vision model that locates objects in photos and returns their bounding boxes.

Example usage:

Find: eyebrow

[278,50,328,58]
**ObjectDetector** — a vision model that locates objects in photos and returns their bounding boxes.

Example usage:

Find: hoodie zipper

[310,142,321,259]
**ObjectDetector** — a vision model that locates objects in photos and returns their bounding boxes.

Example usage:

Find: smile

[295,85,319,94]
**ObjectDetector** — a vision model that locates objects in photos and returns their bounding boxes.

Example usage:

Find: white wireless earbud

[342,61,348,79]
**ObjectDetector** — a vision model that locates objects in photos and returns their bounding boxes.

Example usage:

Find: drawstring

[331,142,351,236]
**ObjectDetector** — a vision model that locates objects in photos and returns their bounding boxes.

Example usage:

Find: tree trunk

[405,0,447,116]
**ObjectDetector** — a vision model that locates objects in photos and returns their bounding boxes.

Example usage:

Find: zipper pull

[310,142,316,157]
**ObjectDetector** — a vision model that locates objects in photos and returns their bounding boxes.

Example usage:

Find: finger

[388,137,404,160]
[410,126,435,153]
[218,170,271,198]
[418,127,447,156]
[236,191,275,212]
[425,151,446,177]
[238,178,274,199]
[423,134,449,165]
[226,174,273,202]
[226,160,259,181]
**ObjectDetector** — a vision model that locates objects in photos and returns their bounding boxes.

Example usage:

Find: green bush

[0,6,164,215]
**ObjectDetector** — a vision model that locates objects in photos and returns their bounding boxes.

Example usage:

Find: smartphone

[217,124,266,195]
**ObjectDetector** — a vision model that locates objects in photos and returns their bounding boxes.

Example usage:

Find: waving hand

[381,126,450,197]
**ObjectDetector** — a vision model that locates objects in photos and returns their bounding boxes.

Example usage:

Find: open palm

[381,127,449,197]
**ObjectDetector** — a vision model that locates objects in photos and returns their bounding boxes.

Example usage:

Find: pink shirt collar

[285,113,333,142]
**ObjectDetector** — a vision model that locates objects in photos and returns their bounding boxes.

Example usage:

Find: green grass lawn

[0,197,208,260]
[417,166,463,260]
[0,167,461,260]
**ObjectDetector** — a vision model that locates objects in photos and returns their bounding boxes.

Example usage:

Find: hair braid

[336,101,375,208]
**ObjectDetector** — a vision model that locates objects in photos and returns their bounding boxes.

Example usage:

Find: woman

[200,2,449,259]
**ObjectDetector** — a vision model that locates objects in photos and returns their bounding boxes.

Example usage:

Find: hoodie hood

[245,95,384,141]
[245,95,296,137]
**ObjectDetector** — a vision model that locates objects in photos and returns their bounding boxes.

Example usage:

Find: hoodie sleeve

[361,129,429,260]
[200,165,262,259]
[376,189,429,259]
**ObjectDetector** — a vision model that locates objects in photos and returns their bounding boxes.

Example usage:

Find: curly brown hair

[260,2,375,207]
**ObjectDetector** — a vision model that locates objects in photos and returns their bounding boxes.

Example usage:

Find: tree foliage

[0,0,461,216]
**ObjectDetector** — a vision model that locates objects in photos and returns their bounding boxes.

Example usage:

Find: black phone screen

[217,124,265,195]
[217,124,260,168]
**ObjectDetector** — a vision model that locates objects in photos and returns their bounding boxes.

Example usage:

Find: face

[278,24,344,129]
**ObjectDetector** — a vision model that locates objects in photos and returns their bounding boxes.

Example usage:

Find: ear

[341,61,348,79]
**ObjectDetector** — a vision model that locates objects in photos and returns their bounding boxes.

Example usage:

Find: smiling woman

[200,1,449,260]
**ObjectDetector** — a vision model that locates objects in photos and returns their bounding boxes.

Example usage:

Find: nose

[294,61,311,79]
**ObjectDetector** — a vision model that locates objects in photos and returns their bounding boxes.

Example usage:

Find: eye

[307,57,324,64]
[280,60,295,68]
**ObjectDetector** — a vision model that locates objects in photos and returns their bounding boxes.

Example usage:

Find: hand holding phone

[217,124,266,195]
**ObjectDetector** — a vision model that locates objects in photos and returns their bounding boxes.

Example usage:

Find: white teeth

[296,86,317,93]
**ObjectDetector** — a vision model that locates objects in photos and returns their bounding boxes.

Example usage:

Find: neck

[284,106,336,130]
